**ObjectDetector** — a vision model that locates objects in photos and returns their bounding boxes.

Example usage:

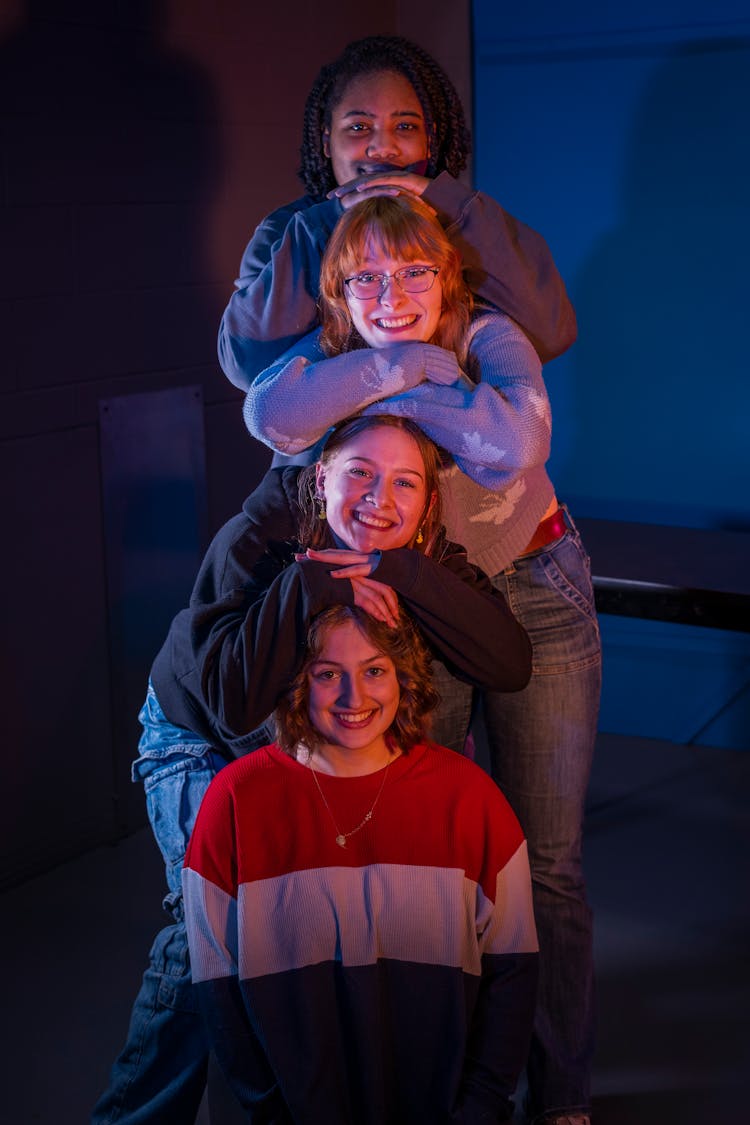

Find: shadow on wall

[0,0,225,885]
[1,0,222,393]
[566,38,750,532]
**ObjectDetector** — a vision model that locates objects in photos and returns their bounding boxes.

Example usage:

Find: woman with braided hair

[218,35,577,391]
[297,33,471,199]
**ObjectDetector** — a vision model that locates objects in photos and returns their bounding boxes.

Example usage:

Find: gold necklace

[308,758,392,848]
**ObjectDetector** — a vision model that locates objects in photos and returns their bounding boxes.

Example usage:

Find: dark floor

[2,732,748,1124]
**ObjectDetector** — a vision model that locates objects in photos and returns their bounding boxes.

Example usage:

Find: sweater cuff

[420,343,462,385]
[371,548,420,595]
[422,171,474,228]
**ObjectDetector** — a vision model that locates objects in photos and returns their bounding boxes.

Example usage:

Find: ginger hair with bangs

[273,605,440,758]
[318,195,472,360]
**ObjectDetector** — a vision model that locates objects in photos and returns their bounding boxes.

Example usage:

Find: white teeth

[354,511,391,529]
[337,711,374,723]
[375,315,418,328]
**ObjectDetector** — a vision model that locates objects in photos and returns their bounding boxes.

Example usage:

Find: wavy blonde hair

[319,195,472,359]
[297,414,444,556]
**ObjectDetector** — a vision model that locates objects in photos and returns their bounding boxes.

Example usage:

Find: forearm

[457,952,539,1122]
[245,339,460,454]
[218,198,342,390]
[189,562,355,739]
[362,314,551,490]
[190,469,300,604]
[362,379,549,490]
[374,549,532,691]
[184,853,290,1118]
[424,173,577,362]
[193,977,291,1117]
[458,839,539,1117]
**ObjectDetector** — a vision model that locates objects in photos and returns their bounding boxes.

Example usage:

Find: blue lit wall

[472,1,750,747]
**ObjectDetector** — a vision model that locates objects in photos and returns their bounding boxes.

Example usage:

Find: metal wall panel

[99,386,208,832]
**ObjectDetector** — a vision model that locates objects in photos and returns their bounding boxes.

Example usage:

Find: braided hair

[299,36,471,202]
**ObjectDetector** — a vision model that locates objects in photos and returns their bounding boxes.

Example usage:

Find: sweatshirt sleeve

[174,541,530,746]
[218,197,343,389]
[183,777,292,1121]
[218,178,575,393]
[454,786,539,1123]
[424,172,577,363]
[373,545,532,691]
[360,312,551,491]
[243,332,461,454]
[188,467,301,605]
[170,558,357,746]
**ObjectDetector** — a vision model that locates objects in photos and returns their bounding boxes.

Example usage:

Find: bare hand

[296,547,378,578]
[349,576,400,627]
[329,171,433,211]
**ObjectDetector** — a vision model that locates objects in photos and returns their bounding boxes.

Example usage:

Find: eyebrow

[358,257,432,267]
[310,655,387,671]
[344,456,424,480]
[340,108,423,120]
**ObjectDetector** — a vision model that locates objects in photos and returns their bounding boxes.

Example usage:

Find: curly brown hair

[318,195,472,360]
[273,605,440,757]
[299,36,471,201]
[296,414,445,556]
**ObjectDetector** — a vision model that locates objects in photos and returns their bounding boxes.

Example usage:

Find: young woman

[244,193,601,1125]
[218,35,576,396]
[183,604,539,1125]
[92,414,531,1125]
[150,414,531,751]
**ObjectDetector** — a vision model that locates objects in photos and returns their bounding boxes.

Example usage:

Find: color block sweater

[183,741,539,1124]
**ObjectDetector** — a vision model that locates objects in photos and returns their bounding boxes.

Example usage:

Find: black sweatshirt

[151,468,532,760]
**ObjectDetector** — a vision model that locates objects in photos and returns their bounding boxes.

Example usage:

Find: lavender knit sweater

[244,311,555,576]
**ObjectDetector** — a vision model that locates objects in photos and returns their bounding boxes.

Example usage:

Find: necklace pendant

[335,834,347,848]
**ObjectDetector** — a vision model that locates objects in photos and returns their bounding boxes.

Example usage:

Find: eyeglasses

[344,266,440,301]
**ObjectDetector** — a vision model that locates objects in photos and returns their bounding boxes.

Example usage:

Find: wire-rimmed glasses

[344,266,440,300]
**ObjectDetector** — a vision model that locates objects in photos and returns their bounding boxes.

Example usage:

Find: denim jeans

[91,685,269,1124]
[435,515,601,1121]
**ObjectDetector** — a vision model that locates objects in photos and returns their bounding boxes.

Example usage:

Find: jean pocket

[156,970,200,1013]
[143,754,221,877]
[538,534,598,623]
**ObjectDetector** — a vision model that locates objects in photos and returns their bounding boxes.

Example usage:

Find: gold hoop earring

[415,526,424,545]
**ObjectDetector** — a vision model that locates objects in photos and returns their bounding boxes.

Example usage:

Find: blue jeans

[435,515,601,1121]
[91,686,269,1124]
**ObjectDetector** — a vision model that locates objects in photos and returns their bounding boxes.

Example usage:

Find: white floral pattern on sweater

[244,310,555,574]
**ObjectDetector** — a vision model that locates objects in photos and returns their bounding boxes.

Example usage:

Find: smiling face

[344,240,443,348]
[307,618,400,763]
[316,425,432,552]
[323,70,429,185]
